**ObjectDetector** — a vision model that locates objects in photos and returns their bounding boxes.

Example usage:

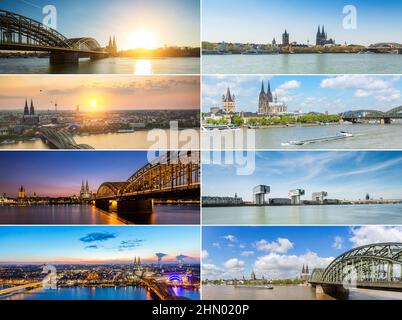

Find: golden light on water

[134,59,152,75]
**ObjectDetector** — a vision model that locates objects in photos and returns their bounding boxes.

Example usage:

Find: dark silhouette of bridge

[39,127,93,149]
[0,9,109,64]
[95,151,200,218]
[342,106,402,124]
[309,243,402,298]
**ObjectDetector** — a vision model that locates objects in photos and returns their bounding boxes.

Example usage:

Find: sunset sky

[1,0,200,49]
[0,226,200,264]
[0,76,200,111]
[0,151,150,197]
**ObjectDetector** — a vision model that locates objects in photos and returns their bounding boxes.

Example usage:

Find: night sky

[0,151,155,197]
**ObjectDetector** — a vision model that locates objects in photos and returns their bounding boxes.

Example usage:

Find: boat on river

[0,139,16,145]
[234,285,274,290]
[282,131,354,146]
[202,124,240,132]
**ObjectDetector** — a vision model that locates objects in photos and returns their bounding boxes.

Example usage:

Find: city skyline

[202,226,402,280]
[0,76,200,111]
[0,226,200,264]
[203,0,402,45]
[1,0,200,49]
[202,75,402,114]
[0,151,154,197]
[202,151,402,201]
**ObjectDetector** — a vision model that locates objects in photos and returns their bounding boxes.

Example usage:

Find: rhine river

[0,129,200,150]
[0,57,200,74]
[203,285,402,300]
[201,123,402,149]
[1,286,199,300]
[202,204,402,225]
[0,204,200,225]
[203,53,402,74]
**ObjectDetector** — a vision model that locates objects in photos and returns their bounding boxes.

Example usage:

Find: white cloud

[277,80,301,90]
[253,252,334,279]
[349,226,402,247]
[202,250,209,259]
[330,156,402,179]
[254,238,294,254]
[239,244,246,249]
[333,236,344,250]
[224,258,245,272]
[321,75,390,90]
[273,80,301,103]
[320,75,401,103]
[202,263,225,278]
[241,251,255,257]
[212,242,221,248]
[202,76,264,109]
[223,235,237,242]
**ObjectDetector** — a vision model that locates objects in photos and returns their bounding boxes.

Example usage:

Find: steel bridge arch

[96,182,129,199]
[342,109,385,118]
[0,9,103,52]
[386,106,402,116]
[66,37,101,51]
[310,268,325,282]
[0,9,70,47]
[313,243,402,284]
[122,151,200,195]
[95,151,200,199]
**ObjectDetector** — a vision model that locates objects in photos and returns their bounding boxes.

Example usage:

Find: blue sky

[202,226,402,279]
[202,75,402,114]
[0,151,154,197]
[0,226,200,264]
[1,0,200,49]
[202,151,402,201]
[203,0,402,45]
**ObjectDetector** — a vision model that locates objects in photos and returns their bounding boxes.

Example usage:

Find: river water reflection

[0,204,200,225]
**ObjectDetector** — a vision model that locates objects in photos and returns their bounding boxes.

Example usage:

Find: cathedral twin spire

[24,99,35,115]
[260,80,273,102]
[107,35,117,54]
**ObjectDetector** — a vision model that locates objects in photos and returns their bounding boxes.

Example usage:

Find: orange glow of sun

[89,98,97,109]
[129,30,158,50]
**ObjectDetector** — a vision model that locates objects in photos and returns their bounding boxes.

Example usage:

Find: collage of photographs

[1,0,402,304]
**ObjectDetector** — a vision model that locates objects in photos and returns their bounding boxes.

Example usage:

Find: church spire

[226,87,232,101]
[24,99,29,115]
[30,99,35,115]
[260,80,265,94]
[302,264,305,274]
